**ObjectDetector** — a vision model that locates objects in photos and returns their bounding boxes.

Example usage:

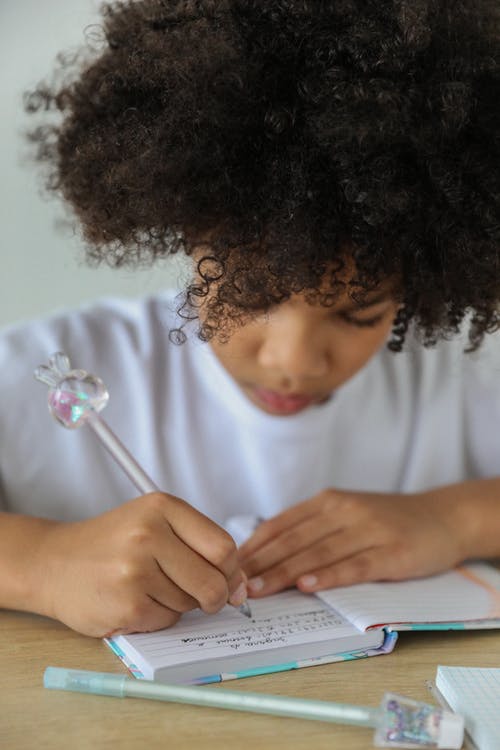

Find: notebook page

[113,589,372,672]
[316,563,500,632]
[436,666,500,750]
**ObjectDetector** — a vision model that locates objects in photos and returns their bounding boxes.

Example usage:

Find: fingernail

[229,581,247,606]
[299,574,318,589]
[248,576,265,593]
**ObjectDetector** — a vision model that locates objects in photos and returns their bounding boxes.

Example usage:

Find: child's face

[208,286,399,416]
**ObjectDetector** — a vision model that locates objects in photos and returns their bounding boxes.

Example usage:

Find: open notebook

[106,561,500,684]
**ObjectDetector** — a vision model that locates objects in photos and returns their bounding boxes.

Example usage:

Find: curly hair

[26,0,500,349]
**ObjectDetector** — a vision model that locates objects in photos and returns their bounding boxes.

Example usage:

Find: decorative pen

[35,351,252,618]
[44,666,464,749]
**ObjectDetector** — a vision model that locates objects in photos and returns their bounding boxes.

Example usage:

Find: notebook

[106,561,500,685]
[436,666,500,750]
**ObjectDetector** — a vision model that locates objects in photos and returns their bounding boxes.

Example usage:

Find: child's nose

[258,329,330,380]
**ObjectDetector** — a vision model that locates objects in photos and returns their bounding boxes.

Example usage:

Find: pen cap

[436,710,465,749]
[374,692,464,749]
[44,667,127,698]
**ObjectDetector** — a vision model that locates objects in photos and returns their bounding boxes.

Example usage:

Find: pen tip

[238,601,252,618]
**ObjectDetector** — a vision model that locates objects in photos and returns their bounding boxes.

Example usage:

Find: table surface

[2,609,499,750]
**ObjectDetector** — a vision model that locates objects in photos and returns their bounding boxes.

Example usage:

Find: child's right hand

[35,493,247,637]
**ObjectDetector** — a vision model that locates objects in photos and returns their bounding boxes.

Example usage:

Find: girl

[1,0,499,637]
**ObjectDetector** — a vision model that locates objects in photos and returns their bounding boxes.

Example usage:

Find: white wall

[0,0,188,329]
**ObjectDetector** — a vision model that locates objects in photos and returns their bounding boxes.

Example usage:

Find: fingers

[227,569,249,607]
[163,495,238,572]
[239,499,318,560]
[296,549,399,592]
[142,494,248,611]
[152,544,247,614]
[239,491,403,597]
[245,527,374,596]
[157,495,246,594]
[148,560,199,613]
[240,518,335,581]
[152,526,233,614]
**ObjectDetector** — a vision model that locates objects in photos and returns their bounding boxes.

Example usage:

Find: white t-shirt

[1,292,500,528]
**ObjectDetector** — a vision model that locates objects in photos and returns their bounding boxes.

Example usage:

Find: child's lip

[251,386,325,414]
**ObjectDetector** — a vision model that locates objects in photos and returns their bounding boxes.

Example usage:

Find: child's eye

[338,312,386,328]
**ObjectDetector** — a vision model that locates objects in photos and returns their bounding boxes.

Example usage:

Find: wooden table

[1,609,499,750]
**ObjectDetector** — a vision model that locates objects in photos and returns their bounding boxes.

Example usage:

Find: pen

[44,666,464,749]
[34,352,251,618]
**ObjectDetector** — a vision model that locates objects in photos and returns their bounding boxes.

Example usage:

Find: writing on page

[120,589,363,668]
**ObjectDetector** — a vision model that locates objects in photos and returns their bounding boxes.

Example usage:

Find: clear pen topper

[34,352,157,493]
[35,352,109,428]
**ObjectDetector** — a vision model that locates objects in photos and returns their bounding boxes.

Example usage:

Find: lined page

[436,666,500,750]
[316,563,500,632]
[113,589,368,671]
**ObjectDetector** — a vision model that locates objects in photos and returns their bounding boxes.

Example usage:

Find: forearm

[424,477,500,560]
[0,512,60,617]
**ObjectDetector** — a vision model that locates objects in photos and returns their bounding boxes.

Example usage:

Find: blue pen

[44,666,464,749]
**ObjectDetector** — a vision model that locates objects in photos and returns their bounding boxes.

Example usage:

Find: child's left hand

[238,488,471,596]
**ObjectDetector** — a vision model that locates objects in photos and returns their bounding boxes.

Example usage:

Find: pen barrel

[44,667,377,727]
[86,413,158,494]
[124,680,378,727]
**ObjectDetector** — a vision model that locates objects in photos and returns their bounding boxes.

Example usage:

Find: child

[1,0,499,638]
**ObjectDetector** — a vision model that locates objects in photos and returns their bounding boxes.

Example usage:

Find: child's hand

[238,488,469,597]
[38,493,247,637]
